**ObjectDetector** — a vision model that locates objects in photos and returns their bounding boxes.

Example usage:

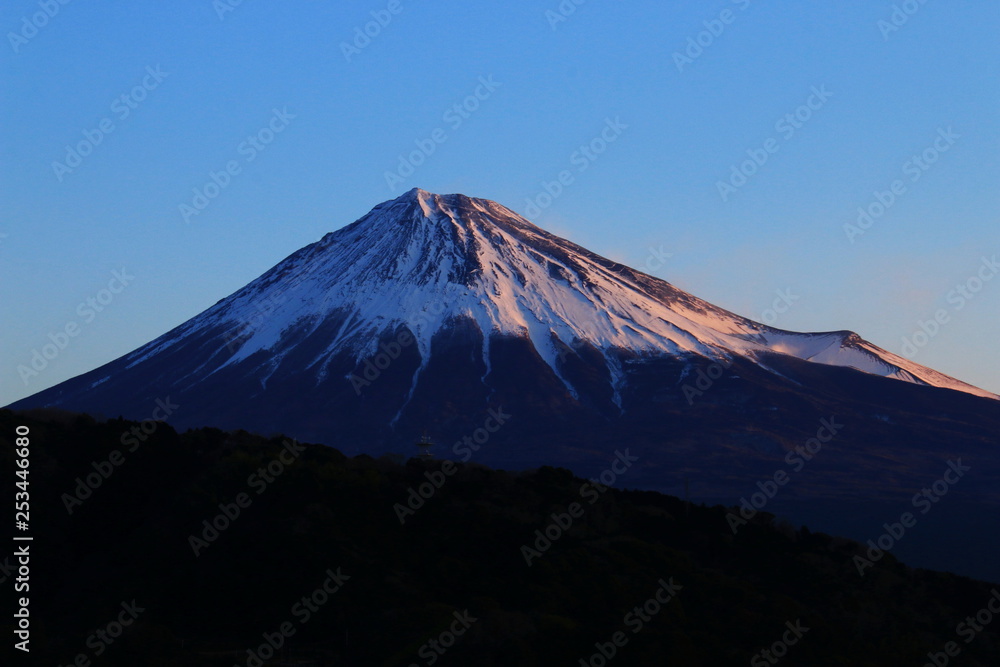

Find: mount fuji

[9,188,1000,579]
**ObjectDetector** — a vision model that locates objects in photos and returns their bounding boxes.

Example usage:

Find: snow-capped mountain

[98,187,997,404]
[11,188,1000,580]
[11,187,998,436]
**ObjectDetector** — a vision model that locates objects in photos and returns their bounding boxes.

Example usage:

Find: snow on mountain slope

[118,188,997,401]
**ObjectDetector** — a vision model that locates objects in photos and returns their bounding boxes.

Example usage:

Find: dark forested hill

[2,409,997,666]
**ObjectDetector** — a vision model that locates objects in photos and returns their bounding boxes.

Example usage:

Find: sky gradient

[2,0,998,406]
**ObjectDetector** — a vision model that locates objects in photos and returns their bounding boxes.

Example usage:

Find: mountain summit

[101,187,1000,408]
[11,188,1000,579]
[11,187,997,429]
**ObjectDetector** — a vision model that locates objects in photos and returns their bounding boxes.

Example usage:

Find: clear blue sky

[2,0,998,406]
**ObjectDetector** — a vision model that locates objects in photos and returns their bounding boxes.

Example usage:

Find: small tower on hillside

[416,432,434,460]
